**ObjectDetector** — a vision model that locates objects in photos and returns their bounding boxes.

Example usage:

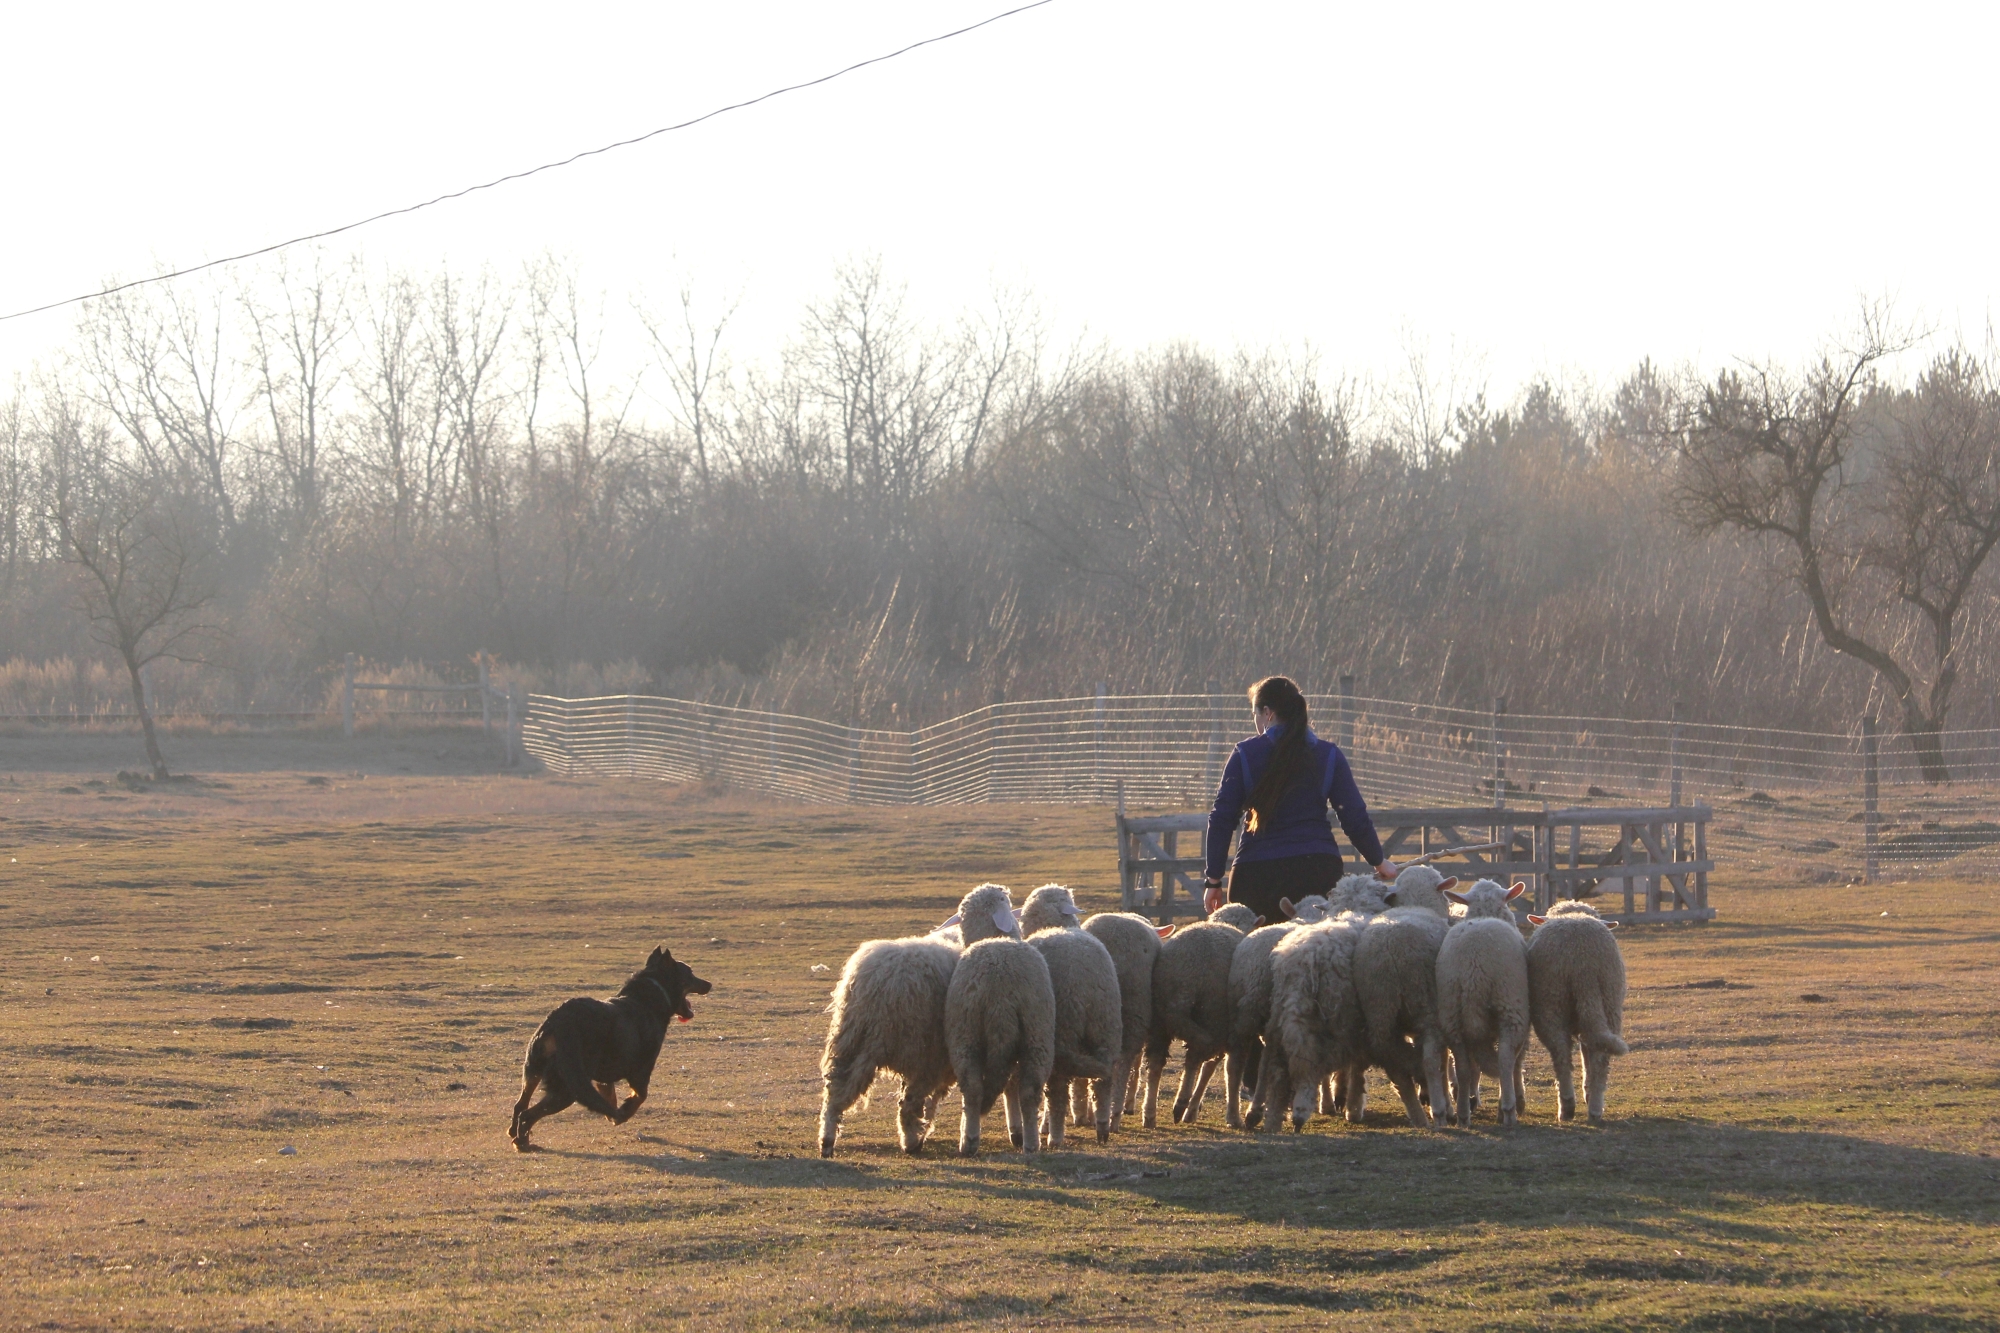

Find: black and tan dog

[508,945,712,1151]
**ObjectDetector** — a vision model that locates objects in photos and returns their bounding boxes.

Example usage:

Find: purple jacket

[1204,724,1385,880]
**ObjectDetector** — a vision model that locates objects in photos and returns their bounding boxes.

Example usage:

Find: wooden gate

[1118,803,1714,926]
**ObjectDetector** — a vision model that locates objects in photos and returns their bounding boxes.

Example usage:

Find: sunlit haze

[5,0,1995,395]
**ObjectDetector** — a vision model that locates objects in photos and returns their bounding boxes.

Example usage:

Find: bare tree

[39,388,218,780]
[1670,321,2000,781]
[244,256,351,533]
[640,279,737,492]
[80,279,244,537]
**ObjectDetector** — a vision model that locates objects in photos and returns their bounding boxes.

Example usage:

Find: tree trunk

[1888,696,1952,780]
[122,650,169,781]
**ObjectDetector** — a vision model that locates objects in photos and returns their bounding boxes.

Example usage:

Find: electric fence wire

[0,0,1058,325]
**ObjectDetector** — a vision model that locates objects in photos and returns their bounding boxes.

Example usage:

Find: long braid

[1244,676,1311,834]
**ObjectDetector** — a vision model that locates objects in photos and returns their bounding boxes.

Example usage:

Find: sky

[3,0,1995,402]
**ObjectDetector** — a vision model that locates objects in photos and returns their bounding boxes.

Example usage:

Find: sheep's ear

[1436,877,1458,892]
[1603,920,1620,929]
[1254,915,1267,928]
[1527,914,1547,925]
[1279,897,1298,919]
[1506,881,1527,900]
[993,908,1019,937]
[1444,890,1469,905]
[1157,924,1175,938]
[937,912,962,930]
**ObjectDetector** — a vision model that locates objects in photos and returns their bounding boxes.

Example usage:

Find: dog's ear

[649,945,672,967]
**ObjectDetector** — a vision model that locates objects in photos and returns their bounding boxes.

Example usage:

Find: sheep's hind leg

[1141,1035,1168,1129]
[957,1071,985,1156]
[1451,1045,1477,1129]
[1420,1038,1451,1128]
[1004,1071,1025,1148]
[1547,1032,1577,1121]
[1389,1068,1429,1128]
[1223,1046,1250,1129]
[1583,1046,1612,1123]
[1069,1077,1091,1128]
[1016,1077,1045,1155]
[819,1056,876,1158]
[1342,1064,1368,1123]
[1175,1052,1218,1124]
[1496,1037,1520,1127]
[1044,1074,1069,1149]
[1122,1059,1141,1119]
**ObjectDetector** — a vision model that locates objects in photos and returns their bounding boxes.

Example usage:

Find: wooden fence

[1117,802,1714,926]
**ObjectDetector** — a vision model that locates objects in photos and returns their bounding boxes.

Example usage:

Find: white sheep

[1208,901,1264,932]
[1259,913,1369,1132]
[1384,864,1456,917]
[1352,902,1457,1128]
[818,930,961,1158]
[1081,911,1169,1125]
[1142,905,1251,1126]
[1525,900,1628,1123]
[943,884,1055,1155]
[1223,894,1331,1129]
[1328,873,1391,917]
[1019,885,1123,1146]
[1435,880,1531,1127]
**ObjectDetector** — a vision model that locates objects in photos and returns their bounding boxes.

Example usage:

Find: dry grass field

[1,747,1997,1330]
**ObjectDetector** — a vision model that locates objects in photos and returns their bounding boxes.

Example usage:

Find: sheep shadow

[1121,1115,2000,1236]
[592,1115,2000,1239]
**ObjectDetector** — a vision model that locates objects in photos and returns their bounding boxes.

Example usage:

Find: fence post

[505,688,520,769]
[1340,673,1356,752]
[625,696,637,779]
[1670,700,1684,858]
[1094,680,1108,799]
[1492,696,1507,809]
[479,654,492,738]
[766,710,778,792]
[1205,680,1224,793]
[847,725,860,803]
[1863,714,1880,884]
[342,653,356,739]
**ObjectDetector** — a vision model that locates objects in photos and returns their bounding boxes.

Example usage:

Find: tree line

[2,258,1996,780]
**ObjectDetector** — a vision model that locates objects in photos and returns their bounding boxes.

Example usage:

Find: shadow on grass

[581,1116,1999,1236]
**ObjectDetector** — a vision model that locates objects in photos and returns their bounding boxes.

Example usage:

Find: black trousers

[1227,852,1343,927]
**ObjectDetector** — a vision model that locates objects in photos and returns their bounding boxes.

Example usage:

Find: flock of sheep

[817,866,1629,1156]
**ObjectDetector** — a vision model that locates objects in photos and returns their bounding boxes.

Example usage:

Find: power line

[0,0,1056,326]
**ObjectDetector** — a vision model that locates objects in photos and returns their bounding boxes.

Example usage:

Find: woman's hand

[1203,880,1225,914]
[1374,860,1401,882]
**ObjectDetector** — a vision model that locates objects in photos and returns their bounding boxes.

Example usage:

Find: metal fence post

[1340,673,1356,751]
[1863,714,1880,884]
[625,696,637,779]
[342,653,356,739]
[505,687,520,769]
[478,654,492,738]
[1094,680,1108,799]
[1670,700,1684,858]
[1492,696,1507,809]
[847,725,860,803]
[1204,680,1224,794]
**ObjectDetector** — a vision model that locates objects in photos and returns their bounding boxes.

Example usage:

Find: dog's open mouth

[676,999,695,1023]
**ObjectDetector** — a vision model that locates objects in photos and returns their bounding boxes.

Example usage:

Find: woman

[1202,676,1399,922]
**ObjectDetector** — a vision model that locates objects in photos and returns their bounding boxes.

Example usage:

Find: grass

[0,772,1996,1330]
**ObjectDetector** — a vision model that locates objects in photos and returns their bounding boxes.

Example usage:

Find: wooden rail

[1117,800,1714,926]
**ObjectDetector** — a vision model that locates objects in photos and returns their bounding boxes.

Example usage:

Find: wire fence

[523,691,2000,881]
